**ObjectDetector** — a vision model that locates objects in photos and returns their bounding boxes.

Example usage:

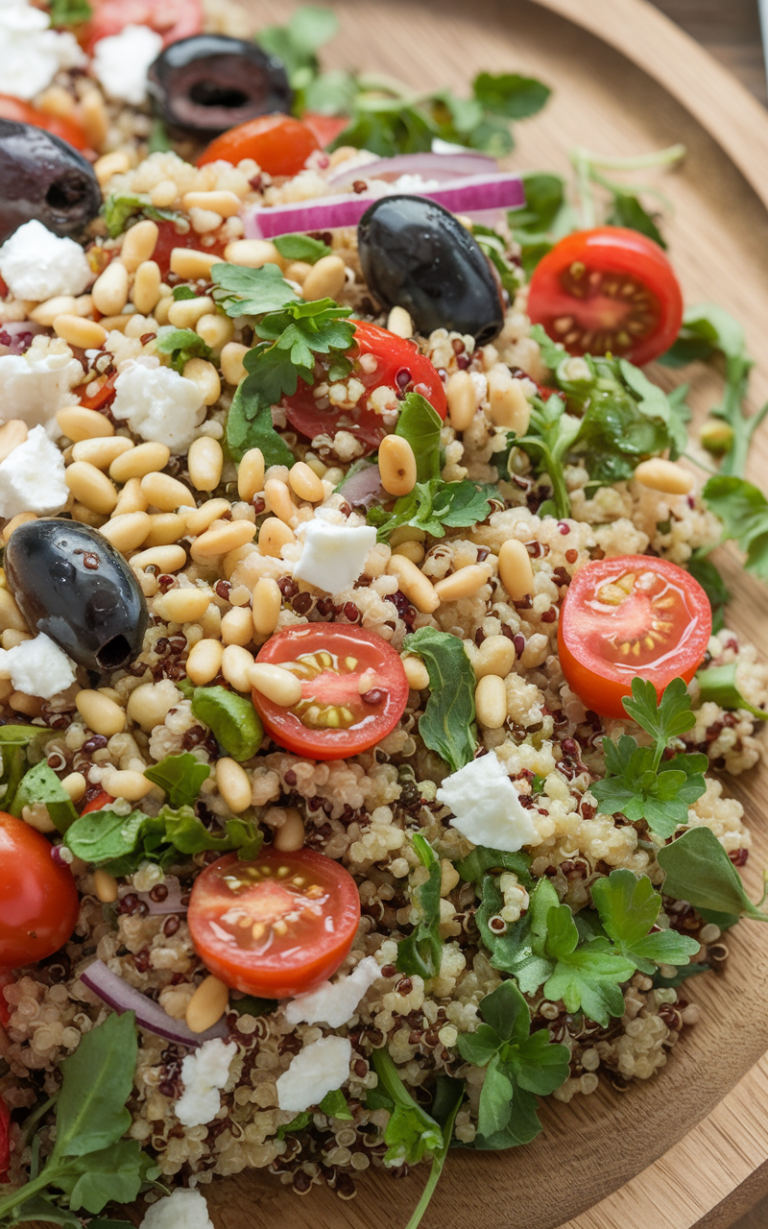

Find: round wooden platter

[126,2,768,1228]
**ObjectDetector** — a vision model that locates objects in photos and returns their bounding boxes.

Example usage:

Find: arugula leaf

[273,233,332,264]
[10,761,78,834]
[143,752,211,809]
[591,868,699,974]
[319,1089,353,1120]
[686,553,730,634]
[402,628,476,773]
[102,195,179,240]
[472,73,551,120]
[49,0,91,25]
[367,478,493,543]
[155,328,212,374]
[702,475,768,581]
[189,686,264,761]
[64,803,262,873]
[658,826,768,923]
[393,392,442,483]
[455,846,532,888]
[396,834,443,980]
[696,662,768,721]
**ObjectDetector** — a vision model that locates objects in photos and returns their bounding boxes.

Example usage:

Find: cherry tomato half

[558,555,711,719]
[302,112,350,148]
[0,813,79,969]
[284,321,448,453]
[253,624,409,761]
[79,789,115,815]
[198,114,320,176]
[527,227,684,366]
[84,0,202,53]
[0,970,13,1028]
[148,219,227,280]
[0,96,89,151]
[188,848,360,998]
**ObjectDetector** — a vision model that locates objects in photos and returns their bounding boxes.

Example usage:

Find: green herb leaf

[507,384,579,518]
[658,826,768,923]
[475,876,554,992]
[472,72,551,120]
[172,286,197,301]
[10,761,78,834]
[371,1048,443,1166]
[226,374,296,466]
[49,0,91,26]
[143,752,211,809]
[211,262,300,317]
[393,392,442,483]
[53,1012,135,1158]
[396,834,443,980]
[273,233,332,263]
[190,686,264,761]
[402,628,476,773]
[703,475,768,580]
[622,676,697,748]
[258,5,338,82]
[155,328,212,374]
[368,478,493,543]
[319,1089,353,1119]
[455,846,532,888]
[591,868,699,974]
[148,118,171,154]
[64,803,262,872]
[277,1111,312,1139]
[541,904,636,1025]
[231,994,278,1017]
[696,662,768,721]
[102,195,179,240]
[606,191,666,248]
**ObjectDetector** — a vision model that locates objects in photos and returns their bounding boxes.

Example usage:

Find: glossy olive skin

[358,195,505,345]
[5,520,149,674]
[0,120,101,245]
[146,35,292,138]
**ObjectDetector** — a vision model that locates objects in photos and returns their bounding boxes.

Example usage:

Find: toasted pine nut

[170,248,219,279]
[29,295,77,326]
[249,662,302,706]
[379,435,417,497]
[94,150,130,185]
[0,420,28,464]
[386,555,440,613]
[131,544,187,571]
[188,436,224,491]
[141,471,194,512]
[273,807,306,852]
[1,629,31,650]
[185,498,231,536]
[498,539,534,601]
[216,757,252,812]
[154,295,173,326]
[150,180,178,208]
[167,295,215,329]
[144,512,187,547]
[222,643,255,692]
[75,689,126,736]
[302,254,346,302]
[258,517,295,557]
[183,357,221,406]
[102,769,154,802]
[237,448,264,500]
[80,86,108,149]
[221,606,254,647]
[446,370,477,432]
[475,674,508,729]
[264,478,297,526]
[252,577,282,638]
[223,239,282,268]
[186,637,224,686]
[100,511,151,552]
[402,655,430,690]
[474,634,517,680]
[220,341,248,386]
[186,975,229,1034]
[159,587,213,624]
[121,219,159,271]
[434,563,492,603]
[73,294,95,317]
[192,520,255,558]
[71,502,107,529]
[487,367,531,433]
[289,461,324,503]
[93,868,119,903]
[92,260,129,316]
[392,540,424,564]
[633,458,694,495]
[110,441,170,483]
[183,190,242,217]
[53,314,107,349]
[113,476,149,516]
[385,305,413,338]
[61,771,87,803]
[72,436,133,470]
[195,312,234,351]
[2,512,36,543]
[131,259,162,314]
[285,260,312,285]
[65,462,118,515]
[56,406,114,441]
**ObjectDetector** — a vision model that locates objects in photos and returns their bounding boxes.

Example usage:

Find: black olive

[146,35,292,139]
[5,520,149,674]
[358,195,506,345]
[0,121,101,245]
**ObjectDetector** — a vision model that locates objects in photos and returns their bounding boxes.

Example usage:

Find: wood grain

[651,0,768,107]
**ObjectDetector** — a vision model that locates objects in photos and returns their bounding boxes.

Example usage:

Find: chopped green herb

[392,391,442,483]
[696,662,768,721]
[402,628,477,773]
[273,233,332,264]
[591,868,700,973]
[143,752,211,809]
[155,329,213,374]
[189,686,264,762]
[396,834,443,980]
[102,195,179,240]
[367,478,494,543]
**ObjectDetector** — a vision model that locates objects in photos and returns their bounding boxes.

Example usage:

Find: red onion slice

[80,959,229,1047]
[336,462,385,510]
[326,150,497,188]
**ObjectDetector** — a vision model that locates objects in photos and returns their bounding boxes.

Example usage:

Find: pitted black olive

[146,35,293,139]
[0,121,101,245]
[5,520,149,674]
[358,195,505,345]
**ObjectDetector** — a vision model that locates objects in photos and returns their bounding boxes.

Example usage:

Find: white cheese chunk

[0,220,92,302]
[0,424,68,518]
[112,360,205,453]
[435,750,539,853]
[0,0,84,102]
[293,517,376,594]
[0,345,82,433]
[139,1189,214,1229]
[0,633,76,699]
[175,1038,236,1128]
[276,1036,352,1113]
[285,956,381,1028]
[91,23,163,105]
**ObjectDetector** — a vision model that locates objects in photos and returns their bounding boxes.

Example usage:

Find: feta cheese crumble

[139,1189,214,1229]
[284,956,381,1028]
[112,360,205,453]
[175,1038,236,1128]
[0,342,82,434]
[276,1036,352,1113]
[293,517,377,594]
[0,0,84,102]
[0,633,76,699]
[0,424,68,518]
[0,221,92,302]
[435,750,539,852]
[91,23,164,105]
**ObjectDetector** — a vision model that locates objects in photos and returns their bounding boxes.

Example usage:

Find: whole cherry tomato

[84,0,202,54]
[197,115,320,176]
[0,812,79,969]
[0,96,89,151]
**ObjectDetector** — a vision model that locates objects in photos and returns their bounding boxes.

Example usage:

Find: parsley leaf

[541,904,636,1025]
[143,752,211,809]
[397,834,443,980]
[475,875,554,993]
[258,5,338,83]
[225,375,296,466]
[49,0,91,26]
[696,661,768,721]
[211,262,301,318]
[472,73,551,120]
[393,391,442,482]
[658,826,768,924]
[273,233,332,264]
[591,868,700,973]
[622,675,699,746]
[508,387,580,518]
[702,475,768,581]
[402,628,477,773]
[154,328,212,374]
[64,803,262,873]
[507,171,575,275]
[367,478,493,543]
[318,1089,352,1120]
[455,845,532,887]
[102,195,179,240]
[605,190,666,248]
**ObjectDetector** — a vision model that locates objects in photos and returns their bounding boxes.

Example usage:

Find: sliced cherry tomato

[0,1093,10,1182]
[188,848,360,998]
[284,321,448,453]
[0,813,79,969]
[149,219,226,280]
[83,0,202,53]
[527,227,684,366]
[0,970,13,1028]
[72,371,118,412]
[558,555,711,719]
[0,96,89,151]
[302,112,350,148]
[197,115,320,176]
[80,789,115,815]
[253,624,409,761]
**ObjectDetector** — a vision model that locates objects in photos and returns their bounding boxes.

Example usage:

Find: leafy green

[393,391,442,482]
[48,0,91,26]
[172,286,197,302]
[189,686,264,761]
[702,475,768,581]
[10,761,78,834]
[508,172,575,276]
[540,903,636,1025]
[277,1112,312,1138]
[476,875,555,992]
[273,233,332,264]
[696,662,768,721]
[226,378,295,468]
[506,386,580,518]
[143,752,211,809]
[397,834,443,980]
[319,1089,353,1120]
[147,118,170,155]
[370,1048,444,1165]
[658,826,768,924]
[367,478,493,543]
[402,628,476,773]
[212,262,301,318]
[472,225,521,298]
[605,189,666,248]
[686,553,730,634]
[455,846,532,888]
[473,73,551,119]
[155,329,212,374]
[0,724,50,815]
[102,195,179,240]
[230,994,278,1017]
[258,5,339,83]
[591,869,700,974]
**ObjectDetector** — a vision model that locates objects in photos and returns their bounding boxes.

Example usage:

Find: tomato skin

[197,115,320,176]
[149,219,226,279]
[253,624,410,761]
[0,813,80,969]
[558,555,711,719]
[0,97,89,151]
[528,227,684,366]
[302,112,350,148]
[188,849,361,998]
[84,0,202,53]
[80,790,115,815]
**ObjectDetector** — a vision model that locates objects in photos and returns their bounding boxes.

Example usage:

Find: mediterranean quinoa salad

[2,3,768,1228]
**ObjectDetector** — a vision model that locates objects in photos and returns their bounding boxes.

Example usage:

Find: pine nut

[75,689,126,736]
[475,674,508,729]
[220,342,248,385]
[487,367,531,432]
[56,406,114,441]
[238,448,265,500]
[131,544,187,571]
[192,520,255,558]
[186,975,229,1034]
[66,462,118,514]
[187,637,224,685]
[302,254,346,302]
[72,436,134,469]
[188,436,224,490]
[1,629,31,650]
[0,591,26,634]
[285,260,312,285]
[221,606,254,647]
[2,512,36,543]
[183,357,221,406]
[61,771,87,803]
[183,190,242,217]
[94,150,130,184]
[392,540,424,564]
[127,680,183,732]
[185,498,231,536]
[288,461,324,503]
[222,643,255,692]
[195,312,234,351]
[446,370,477,432]
[93,868,119,903]
[168,295,215,329]
[498,539,535,601]
[72,502,107,529]
[53,315,107,349]
[170,249,219,279]
[0,420,27,464]
[92,260,129,316]
[252,577,282,638]
[100,511,151,552]
[114,476,149,516]
[402,655,430,690]
[144,512,187,547]
[80,86,108,149]
[131,260,162,314]
[216,757,252,812]
[386,555,440,613]
[102,769,153,802]
[121,220,159,272]
[141,472,194,512]
[273,807,305,852]
[159,587,212,623]
[258,517,295,557]
[264,477,297,525]
[249,662,302,706]
[386,306,413,339]
[74,294,95,317]
[110,441,170,482]
[379,435,417,497]
[29,295,77,326]
[474,635,516,680]
[434,563,492,603]
[633,458,694,495]
[223,239,282,268]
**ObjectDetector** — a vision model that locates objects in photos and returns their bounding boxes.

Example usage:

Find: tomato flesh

[84,0,202,53]
[301,112,350,148]
[79,789,115,815]
[527,227,684,366]
[188,848,361,998]
[197,115,320,176]
[253,625,409,761]
[149,219,226,280]
[0,813,80,969]
[0,96,89,151]
[558,555,711,718]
